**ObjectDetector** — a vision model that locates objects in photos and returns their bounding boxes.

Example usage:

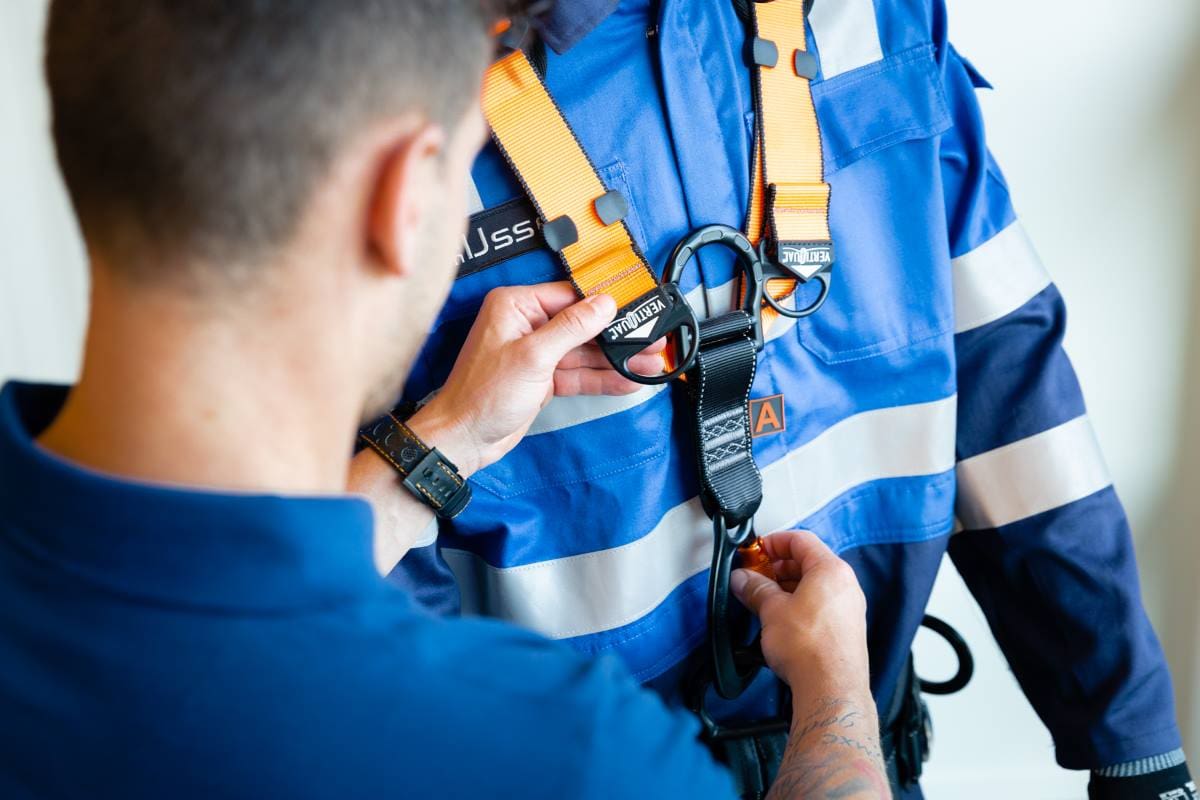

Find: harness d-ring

[663,224,765,359]
[757,240,832,319]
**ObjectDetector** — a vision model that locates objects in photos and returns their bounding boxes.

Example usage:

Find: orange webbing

[745,141,796,330]
[748,0,831,330]
[481,51,659,308]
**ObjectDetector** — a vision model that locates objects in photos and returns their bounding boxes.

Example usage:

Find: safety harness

[482,4,964,797]
[483,39,698,384]
[742,0,834,324]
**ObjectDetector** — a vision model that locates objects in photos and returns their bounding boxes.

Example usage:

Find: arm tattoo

[767,697,891,800]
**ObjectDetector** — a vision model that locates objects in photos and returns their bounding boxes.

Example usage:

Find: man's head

[45,0,522,419]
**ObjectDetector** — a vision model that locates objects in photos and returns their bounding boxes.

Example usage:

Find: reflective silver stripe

[412,518,439,549]
[953,221,1051,334]
[1095,749,1187,778]
[527,386,666,436]
[955,415,1112,531]
[445,395,957,638]
[808,0,884,79]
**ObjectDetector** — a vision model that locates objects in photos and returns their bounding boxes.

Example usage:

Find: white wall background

[0,1,87,383]
[1,2,1196,797]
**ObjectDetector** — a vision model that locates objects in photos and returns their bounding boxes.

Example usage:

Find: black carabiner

[664,225,765,358]
[757,239,832,319]
[692,693,791,742]
[708,515,766,699]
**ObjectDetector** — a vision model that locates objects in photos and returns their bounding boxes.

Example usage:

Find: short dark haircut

[45,1,522,282]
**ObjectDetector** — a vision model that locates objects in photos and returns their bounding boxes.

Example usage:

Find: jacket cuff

[1089,759,1193,800]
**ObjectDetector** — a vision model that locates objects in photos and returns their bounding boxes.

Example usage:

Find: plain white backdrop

[1,2,1197,797]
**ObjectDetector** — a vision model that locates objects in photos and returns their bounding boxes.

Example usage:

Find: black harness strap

[689,311,763,526]
[690,314,765,702]
[665,226,780,712]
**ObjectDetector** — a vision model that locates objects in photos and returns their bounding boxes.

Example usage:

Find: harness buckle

[758,238,833,318]
[599,283,700,385]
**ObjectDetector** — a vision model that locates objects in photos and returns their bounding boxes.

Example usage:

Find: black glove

[1089,763,1195,800]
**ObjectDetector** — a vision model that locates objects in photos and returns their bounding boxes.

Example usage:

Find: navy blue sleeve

[938,44,1182,769]
[386,542,462,616]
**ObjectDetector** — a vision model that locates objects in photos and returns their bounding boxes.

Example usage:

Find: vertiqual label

[604,294,668,342]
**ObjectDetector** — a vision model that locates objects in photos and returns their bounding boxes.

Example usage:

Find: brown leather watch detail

[359,412,472,519]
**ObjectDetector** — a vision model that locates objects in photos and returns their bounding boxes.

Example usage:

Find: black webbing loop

[915,614,974,695]
[689,334,764,525]
[664,226,766,526]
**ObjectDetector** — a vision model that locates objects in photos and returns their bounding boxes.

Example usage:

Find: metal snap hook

[708,514,765,700]
[663,225,765,359]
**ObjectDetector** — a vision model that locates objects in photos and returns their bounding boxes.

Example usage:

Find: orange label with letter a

[749,394,786,438]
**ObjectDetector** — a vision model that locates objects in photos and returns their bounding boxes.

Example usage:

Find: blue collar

[0,382,382,612]
[536,0,622,53]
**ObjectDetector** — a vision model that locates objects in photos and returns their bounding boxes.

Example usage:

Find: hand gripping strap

[745,0,833,330]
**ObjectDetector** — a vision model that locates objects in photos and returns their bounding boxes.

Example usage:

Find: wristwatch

[359,408,472,519]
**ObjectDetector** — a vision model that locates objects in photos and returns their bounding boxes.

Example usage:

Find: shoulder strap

[481,0,832,365]
[483,51,657,304]
[746,0,833,329]
[482,51,691,383]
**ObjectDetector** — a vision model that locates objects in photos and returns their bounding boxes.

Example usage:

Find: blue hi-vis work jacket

[395,0,1181,772]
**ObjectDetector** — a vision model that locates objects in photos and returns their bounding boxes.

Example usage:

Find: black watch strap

[359,413,472,519]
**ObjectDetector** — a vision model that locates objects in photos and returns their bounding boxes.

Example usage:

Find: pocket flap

[815,44,952,174]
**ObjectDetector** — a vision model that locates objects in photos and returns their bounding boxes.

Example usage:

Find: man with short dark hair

[0,2,888,798]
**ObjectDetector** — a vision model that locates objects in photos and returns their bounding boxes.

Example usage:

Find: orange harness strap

[482,51,657,309]
[483,50,689,380]
[746,0,832,331]
[482,0,830,363]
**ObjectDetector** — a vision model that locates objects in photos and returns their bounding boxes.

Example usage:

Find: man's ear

[367,122,447,279]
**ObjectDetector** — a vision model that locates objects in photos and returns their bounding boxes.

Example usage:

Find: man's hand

[352,281,663,574]
[731,530,869,693]
[404,281,664,476]
[732,531,890,800]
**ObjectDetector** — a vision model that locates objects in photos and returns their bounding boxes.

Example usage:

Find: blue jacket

[396,0,1181,773]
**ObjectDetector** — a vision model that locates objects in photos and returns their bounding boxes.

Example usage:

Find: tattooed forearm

[767,697,890,800]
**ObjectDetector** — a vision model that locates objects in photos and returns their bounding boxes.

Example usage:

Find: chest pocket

[793,44,954,364]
